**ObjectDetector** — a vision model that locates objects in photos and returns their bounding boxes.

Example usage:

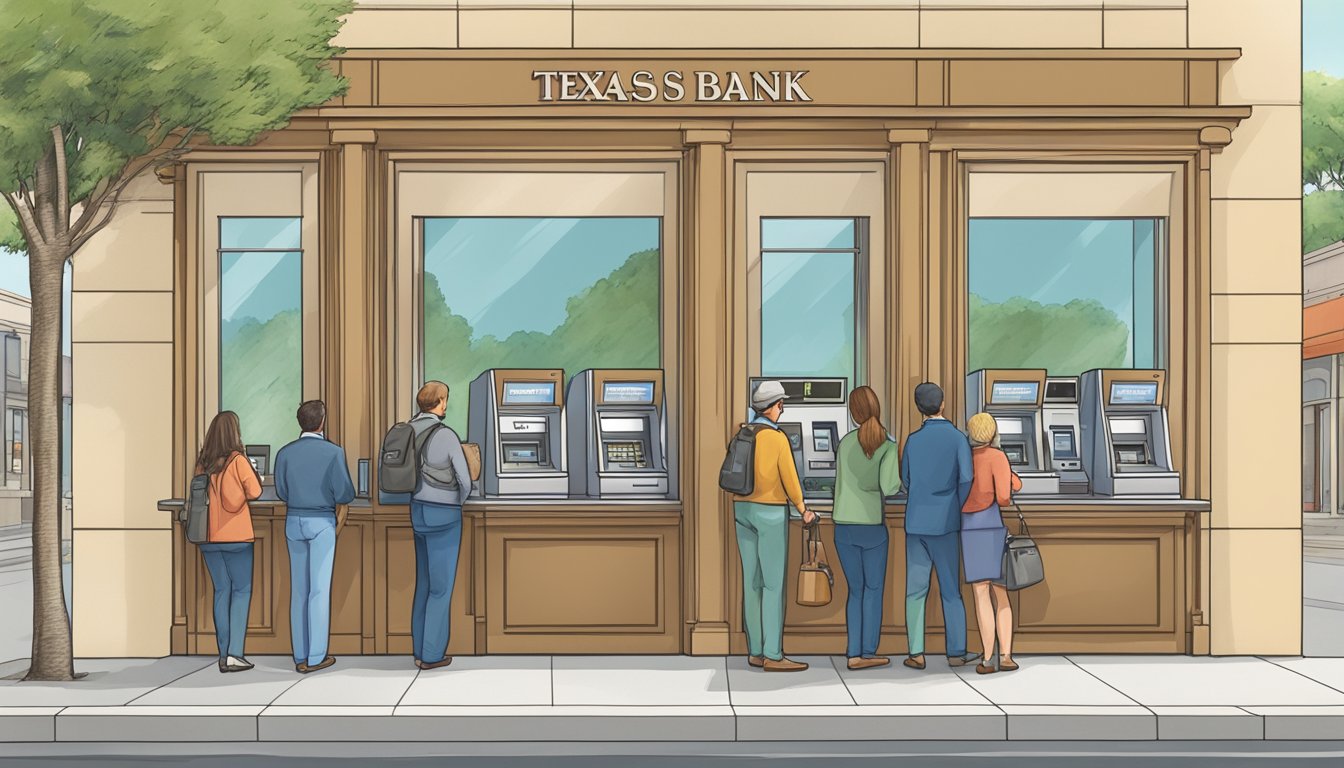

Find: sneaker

[747,656,765,668]
[762,657,808,672]
[947,653,982,668]
[226,656,254,670]
[847,656,890,670]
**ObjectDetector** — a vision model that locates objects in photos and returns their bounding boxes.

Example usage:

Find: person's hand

[801,507,818,526]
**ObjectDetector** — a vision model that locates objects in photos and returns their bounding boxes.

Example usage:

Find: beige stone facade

[71,0,1303,657]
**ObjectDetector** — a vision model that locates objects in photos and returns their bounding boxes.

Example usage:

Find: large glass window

[968,218,1164,375]
[421,217,661,433]
[759,218,863,385]
[4,335,18,379]
[218,217,303,457]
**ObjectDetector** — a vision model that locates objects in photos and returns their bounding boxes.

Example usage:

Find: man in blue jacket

[899,382,980,670]
[275,400,356,673]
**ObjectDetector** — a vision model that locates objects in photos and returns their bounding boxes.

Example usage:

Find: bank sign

[532,70,812,103]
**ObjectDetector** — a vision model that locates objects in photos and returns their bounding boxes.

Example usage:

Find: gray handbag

[1001,500,1045,591]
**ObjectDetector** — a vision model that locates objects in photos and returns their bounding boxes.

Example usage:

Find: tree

[1304,71,1344,191]
[0,0,351,682]
[1304,189,1344,253]
[968,293,1131,375]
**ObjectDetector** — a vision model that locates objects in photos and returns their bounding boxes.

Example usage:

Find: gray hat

[751,380,787,411]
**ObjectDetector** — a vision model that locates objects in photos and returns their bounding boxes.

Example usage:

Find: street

[0,558,72,667]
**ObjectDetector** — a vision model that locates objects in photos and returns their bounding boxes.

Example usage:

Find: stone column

[890,130,931,436]
[683,128,733,655]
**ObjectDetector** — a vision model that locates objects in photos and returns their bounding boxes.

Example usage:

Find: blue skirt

[961,502,1007,583]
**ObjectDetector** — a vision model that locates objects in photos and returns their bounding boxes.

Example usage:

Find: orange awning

[1305,295,1344,359]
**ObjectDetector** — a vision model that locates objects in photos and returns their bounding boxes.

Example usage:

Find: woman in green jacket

[832,385,902,670]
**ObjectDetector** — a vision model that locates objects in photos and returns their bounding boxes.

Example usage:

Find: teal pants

[734,501,789,660]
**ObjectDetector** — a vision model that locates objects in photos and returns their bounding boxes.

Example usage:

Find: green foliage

[0,206,23,253]
[1304,189,1344,253]
[968,293,1130,376]
[220,309,302,458]
[0,0,351,202]
[425,249,661,433]
[1304,71,1344,190]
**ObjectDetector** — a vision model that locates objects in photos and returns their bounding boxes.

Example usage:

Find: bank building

[74,1,1302,659]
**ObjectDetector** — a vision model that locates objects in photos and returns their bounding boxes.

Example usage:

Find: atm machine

[747,377,851,500]
[1041,377,1090,495]
[245,444,272,487]
[965,369,1059,496]
[566,369,670,498]
[1079,369,1180,497]
[468,369,568,498]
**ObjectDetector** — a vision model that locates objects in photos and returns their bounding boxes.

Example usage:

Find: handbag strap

[1008,495,1032,538]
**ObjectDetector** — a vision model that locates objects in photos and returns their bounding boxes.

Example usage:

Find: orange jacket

[195,453,262,543]
[962,445,1022,513]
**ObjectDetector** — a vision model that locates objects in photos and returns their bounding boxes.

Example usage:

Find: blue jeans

[285,513,338,666]
[834,523,889,659]
[410,502,463,664]
[199,542,253,661]
[905,531,968,658]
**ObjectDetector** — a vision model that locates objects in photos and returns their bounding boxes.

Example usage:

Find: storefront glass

[218,217,303,456]
[759,218,860,384]
[967,218,1163,375]
[422,217,661,433]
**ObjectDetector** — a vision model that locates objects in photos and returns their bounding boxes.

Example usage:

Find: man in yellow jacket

[736,380,817,672]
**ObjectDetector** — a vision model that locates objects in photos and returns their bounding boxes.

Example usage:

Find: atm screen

[245,445,270,476]
[1002,443,1027,465]
[505,446,540,463]
[1110,381,1158,405]
[1045,380,1077,401]
[995,417,1024,435]
[1051,429,1077,459]
[502,382,556,405]
[813,431,832,453]
[990,381,1039,405]
[603,381,654,404]
[779,423,804,451]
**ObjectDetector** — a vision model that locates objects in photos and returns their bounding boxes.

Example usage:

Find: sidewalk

[2,654,1344,744]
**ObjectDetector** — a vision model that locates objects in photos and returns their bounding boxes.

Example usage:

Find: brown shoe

[903,655,926,670]
[762,657,809,672]
[976,663,997,675]
[417,657,453,670]
[947,652,982,668]
[847,656,891,670]
[298,656,335,674]
[748,656,765,668]
[999,659,1019,672]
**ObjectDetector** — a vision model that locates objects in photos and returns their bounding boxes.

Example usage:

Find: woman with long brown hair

[831,386,902,670]
[194,411,262,673]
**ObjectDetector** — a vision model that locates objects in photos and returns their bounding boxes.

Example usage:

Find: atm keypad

[605,441,648,468]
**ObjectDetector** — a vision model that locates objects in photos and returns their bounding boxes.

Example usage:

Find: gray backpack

[182,472,212,544]
[379,421,445,494]
[718,424,767,496]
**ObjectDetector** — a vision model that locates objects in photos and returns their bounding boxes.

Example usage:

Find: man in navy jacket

[899,382,980,670]
[275,400,355,673]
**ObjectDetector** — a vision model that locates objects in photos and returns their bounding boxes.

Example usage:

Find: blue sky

[1305,0,1344,76]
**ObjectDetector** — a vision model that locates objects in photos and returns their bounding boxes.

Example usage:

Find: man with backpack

[731,380,816,672]
[402,380,472,670]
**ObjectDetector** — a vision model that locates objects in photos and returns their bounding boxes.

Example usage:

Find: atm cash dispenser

[1041,377,1090,495]
[468,369,568,498]
[748,377,851,500]
[1079,369,1180,497]
[566,369,669,498]
[965,369,1059,495]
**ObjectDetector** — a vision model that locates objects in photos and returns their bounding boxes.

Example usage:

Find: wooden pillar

[327,130,377,490]
[890,130,931,438]
[683,128,732,655]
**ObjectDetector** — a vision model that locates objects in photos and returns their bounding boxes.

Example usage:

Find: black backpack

[379,421,444,494]
[718,424,768,496]
[183,472,212,544]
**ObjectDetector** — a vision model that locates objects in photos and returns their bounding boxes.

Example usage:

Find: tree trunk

[24,248,73,681]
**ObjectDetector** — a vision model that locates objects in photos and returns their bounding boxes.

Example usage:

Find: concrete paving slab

[956,657,1135,706]
[130,656,301,707]
[1000,706,1156,741]
[1071,656,1344,707]
[1149,706,1264,740]
[835,658,994,706]
[55,706,262,742]
[1264,657,1344,695]
[398,656,551,706]
[733,705,1005,741]
[553,656,728,706]
[259,706,397,741]
[390,706,736,741]
[726,656,854,706]
[271,656,418,707]
[0,657,213,707]
[1244,706,1344,740]
[0,707,59,742]
[1303,606,1344,657]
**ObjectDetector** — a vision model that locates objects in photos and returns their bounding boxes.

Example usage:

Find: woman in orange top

[194,411,262,673]
[961,412,1023,675]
